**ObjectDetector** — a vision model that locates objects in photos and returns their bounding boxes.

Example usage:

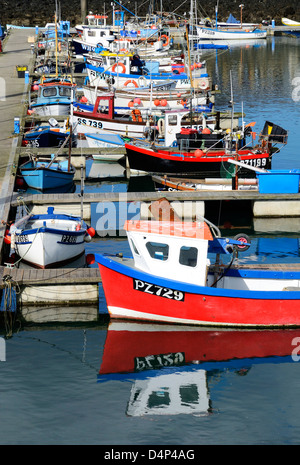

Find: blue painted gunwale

[86,62,193,81]
[94,252,300,301]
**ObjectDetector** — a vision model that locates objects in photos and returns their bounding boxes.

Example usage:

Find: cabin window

[42,87,57,97]
[168,115,178,126]
[130,239,140,255]
[146,242,169,261]
[88,31,96,37]
[59,87,71,97]
[179,246,198,267]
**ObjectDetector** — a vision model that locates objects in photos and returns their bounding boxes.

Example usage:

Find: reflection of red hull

[100,322,300,375]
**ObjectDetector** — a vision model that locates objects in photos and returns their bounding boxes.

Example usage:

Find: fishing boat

[72,93,159,141]
[85,51,211,91]
[123,120,288,178]
[19,155,75,191]
[72,94,236,149]
[123,142,271,178]
[8,207,95,269]
[72,27,116,55]
[196,26,267,40]
[196,3,267,41]
[81,84,210,114]
[22,119,75,148]
[93,199,300,327]
[29,76,76,116]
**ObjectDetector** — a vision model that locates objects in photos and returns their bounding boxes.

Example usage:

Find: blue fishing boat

[22,122,76,148]
[20,156,75,191]
[29,76,76,116]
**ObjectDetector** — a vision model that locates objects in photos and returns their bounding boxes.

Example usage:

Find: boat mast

[55,10,58,77]
[215,0,219,29]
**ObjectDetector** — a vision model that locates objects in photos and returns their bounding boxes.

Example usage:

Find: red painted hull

[98,261,300,327]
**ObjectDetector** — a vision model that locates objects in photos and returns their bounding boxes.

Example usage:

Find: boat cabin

[163,109,240,147]
[124,219,249,287]
[37,83,73,102]
[124,220,214,287]
[34,77,75,103]
[74,93,115,120]
[86,14,109,27]
[80,23,115,47]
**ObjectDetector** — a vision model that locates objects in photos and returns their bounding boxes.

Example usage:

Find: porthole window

[179,246,198,267]
[146,242,169,261]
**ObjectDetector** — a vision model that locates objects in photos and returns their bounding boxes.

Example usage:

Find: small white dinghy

[9,207,95,268]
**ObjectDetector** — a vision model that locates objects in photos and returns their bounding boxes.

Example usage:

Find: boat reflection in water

[98,321,300,417]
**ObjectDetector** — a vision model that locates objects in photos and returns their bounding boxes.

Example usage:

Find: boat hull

[15,230,86,268]
[31,103,70,116]
[95,254,300,327]
[124,144,271,177]
[20,161,75,190]
[9,208,94,268]
[23,129,75,148]
[197,26,267,40]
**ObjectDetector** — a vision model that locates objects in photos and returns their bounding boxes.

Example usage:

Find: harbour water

[2,36,300,446]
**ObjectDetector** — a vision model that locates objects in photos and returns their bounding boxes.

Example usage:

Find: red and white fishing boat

[94,199,300,327]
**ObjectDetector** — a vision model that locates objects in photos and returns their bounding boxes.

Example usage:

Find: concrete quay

[0,27,35,252]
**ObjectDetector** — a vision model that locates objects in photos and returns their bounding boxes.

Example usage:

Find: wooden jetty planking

[11,190,300,205]
[0,266,101,289]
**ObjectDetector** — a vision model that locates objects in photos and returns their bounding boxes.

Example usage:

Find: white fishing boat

[196,26,267,40]
[8,207,95,268]
[81,85,210,114]
[85,51,211,91]
[196,2,267,41]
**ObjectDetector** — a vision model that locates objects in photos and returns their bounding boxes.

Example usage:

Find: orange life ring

[180,99,187,106]
[161,35,169,46]
[112,62,126,74]
[124,79,138,88]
